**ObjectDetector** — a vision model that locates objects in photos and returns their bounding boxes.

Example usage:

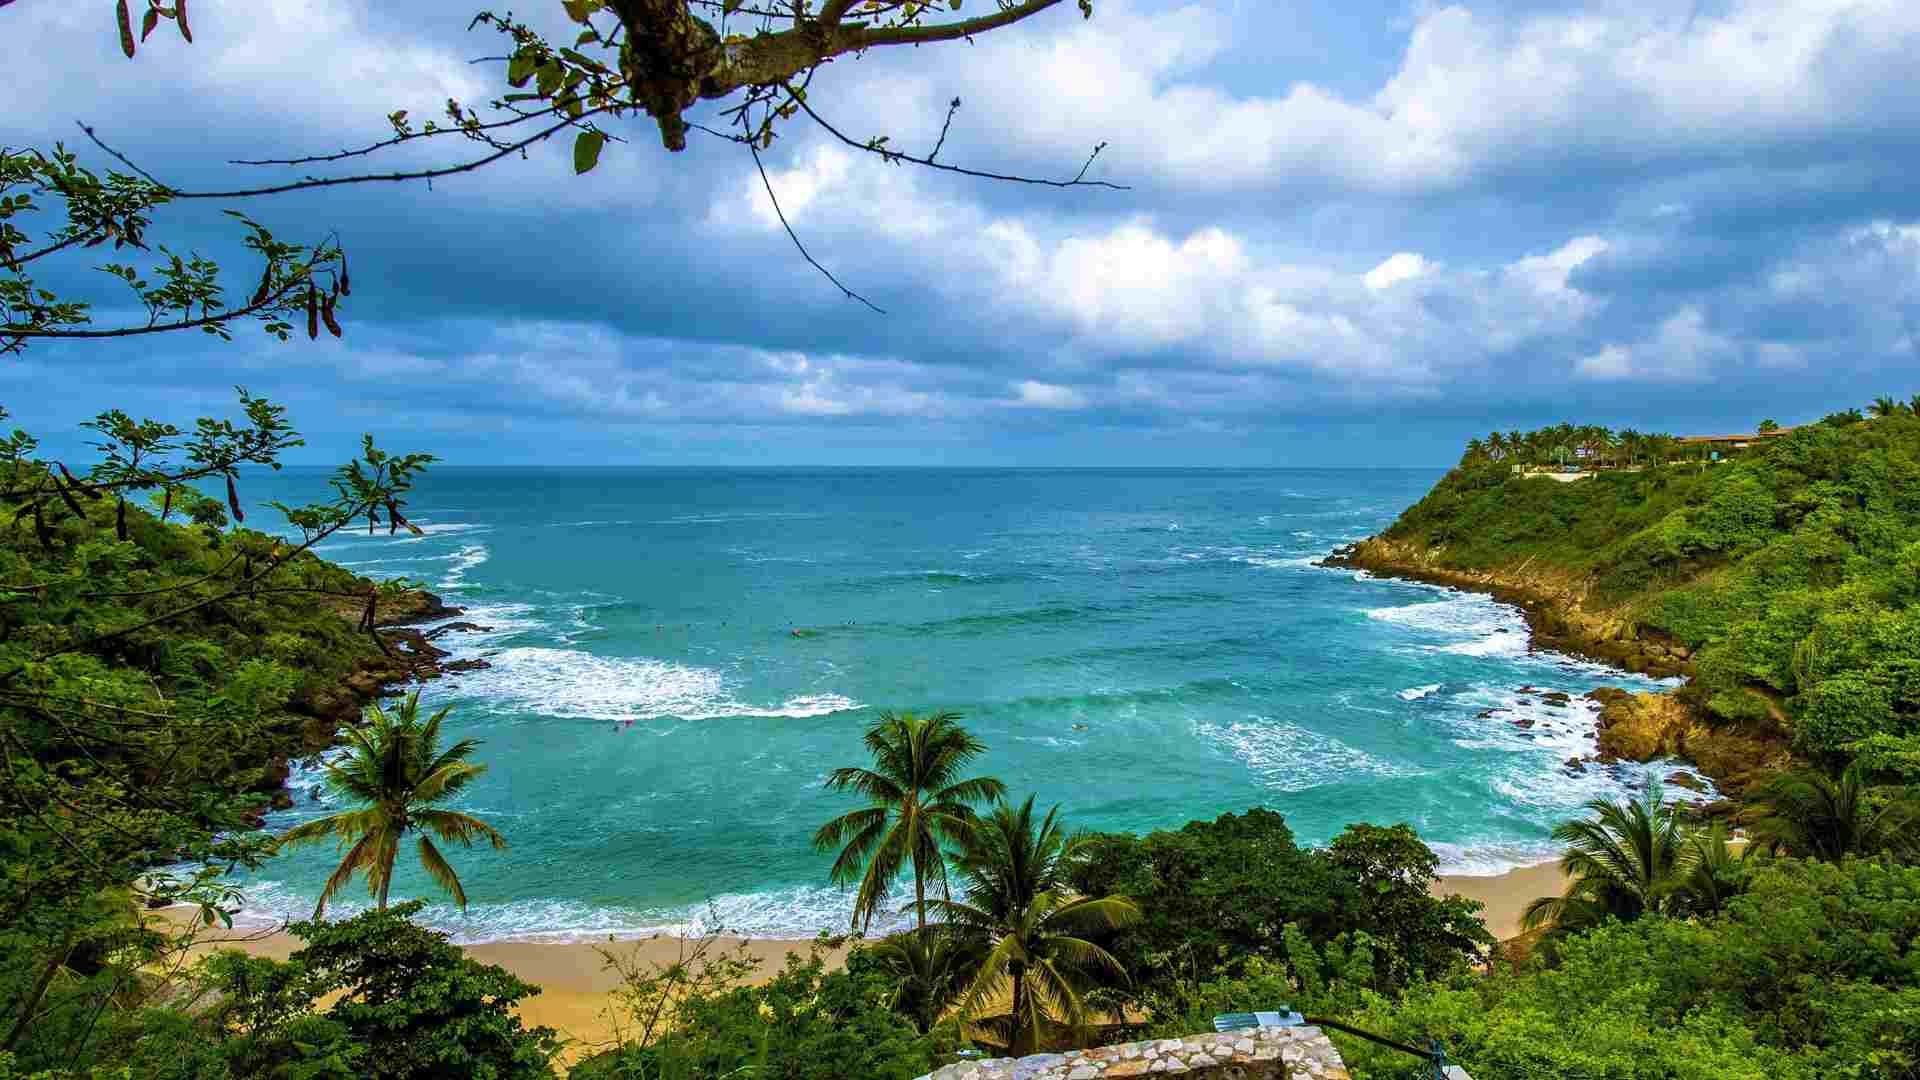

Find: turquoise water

[241,468,1679,941]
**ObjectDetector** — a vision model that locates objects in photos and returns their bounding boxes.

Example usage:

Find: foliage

[922,796,1138,1056]
[1744,762,1920,861]
[572,945,935,1080]
[1067,811,1487,999]
[275,691,506,917]
[812,710,1005,931]
[854,927,985,1035]
[1522,784,1739,936]
[0,145,347,355]
[1343,858,1920,1080]
[204,901,560,1080]
[0,396,431,1067]
[1385,400,1920,760]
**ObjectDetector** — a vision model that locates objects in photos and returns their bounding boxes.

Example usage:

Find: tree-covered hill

[1337,403,1920,777]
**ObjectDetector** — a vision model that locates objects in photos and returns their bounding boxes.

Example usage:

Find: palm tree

[867,927,984,1034]
[276,692,505,918]
[1522,783,1693,935]
[1744,763,1920,862]
[1486,432,1509,462]
[814,711,1007,932]
[1870,396,1902,418]
[924,797,1139,1056]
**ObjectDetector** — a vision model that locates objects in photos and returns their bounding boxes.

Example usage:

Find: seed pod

[225,473,245,523]
[160,486,174,521]
[116,0,136,57]
[31,501,52,550]
[306,284,319,339]
[251,264,272,307]
[386,499,400,535]
[115,497,128,540]
[52,477,87,519]
[141,6,159,41]
[176,0,192,41]
[361,588,378,631]
[55,462,101,499]
[321,294,342,338]
[339,253,351,296]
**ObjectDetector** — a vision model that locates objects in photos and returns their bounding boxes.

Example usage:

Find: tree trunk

[914,862,926,933]
[3,942,70,1051]
[1009,965,1028,1056]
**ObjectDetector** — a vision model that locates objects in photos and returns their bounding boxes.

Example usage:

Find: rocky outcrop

[1586,688,1790,797]
[263,588,490,813]
[1326,538,1791,797]
[1324,538,1689,679]
[918,1026,1354,1080]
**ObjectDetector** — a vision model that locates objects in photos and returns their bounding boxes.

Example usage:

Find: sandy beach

[154,858,1565,1064]
[1434,859,1567,940]
[155,909,843,1064]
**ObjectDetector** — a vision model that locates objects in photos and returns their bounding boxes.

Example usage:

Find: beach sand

[155,910,841,1065]
[154,859,1564,1065]
[1434,859,1567,940]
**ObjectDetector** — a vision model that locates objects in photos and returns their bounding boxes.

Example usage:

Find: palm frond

[416,835,469,910]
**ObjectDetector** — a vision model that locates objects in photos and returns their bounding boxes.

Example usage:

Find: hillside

[1333,406,1920,791]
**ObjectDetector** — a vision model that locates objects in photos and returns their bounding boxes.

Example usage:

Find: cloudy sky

[5,0,1919,465]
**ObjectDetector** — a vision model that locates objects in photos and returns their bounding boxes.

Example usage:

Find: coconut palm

[276,692,505,919]
[867,927,985,1034]
[814,711,1006,932]
[1744,763,1920,862]
[923,796,1138,1056]
[1870,395,1902,418]
[1522,783,1693,935]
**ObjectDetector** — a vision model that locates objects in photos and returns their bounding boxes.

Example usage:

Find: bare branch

[75,110,615,201]
[736,134,884,314]
[786,90,1126,190]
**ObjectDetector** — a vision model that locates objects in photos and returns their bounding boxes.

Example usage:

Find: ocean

[239,467,1681,942]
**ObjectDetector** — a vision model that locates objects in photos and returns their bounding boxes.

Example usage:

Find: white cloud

[1576,305,1730,381]
[1009,380,1088,410]
[1364,253,1434,291]
[883,0,1920,195]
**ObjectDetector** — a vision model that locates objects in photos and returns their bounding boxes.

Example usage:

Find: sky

[4,0,1919,467]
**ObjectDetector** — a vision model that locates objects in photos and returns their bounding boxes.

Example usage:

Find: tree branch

[786,90,1125,190]
[746,138,884,314]
[75,110,615,201]
[848,0,1065,47]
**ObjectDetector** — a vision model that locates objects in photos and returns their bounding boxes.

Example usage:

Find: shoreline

[155,856,1565,1035]
[155,906,846,1063]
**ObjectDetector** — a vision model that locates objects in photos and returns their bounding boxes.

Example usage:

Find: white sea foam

[1202,717,1422,792]
[1398,683,1443,701]
[229,879,886,943]
[440,544,489,590]
[1426,840,1564,877]
[448,648,858,722]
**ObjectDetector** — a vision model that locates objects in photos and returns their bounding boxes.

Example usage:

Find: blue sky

[5,0,1919,466]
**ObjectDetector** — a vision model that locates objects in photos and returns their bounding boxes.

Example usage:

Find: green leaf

[572,130,607,175]
[506,53,536,88]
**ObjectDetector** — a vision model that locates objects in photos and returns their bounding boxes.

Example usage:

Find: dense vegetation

[1384,400,1920,763]
[0,398,437,1073]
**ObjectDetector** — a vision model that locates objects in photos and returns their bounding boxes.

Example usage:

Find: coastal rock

[1477,709,1500,719]
[1511,717,1536,729]
[1563,756,1587,775]
[1593,691,1697,761]
[1541,691,1571,706]
[1666,770,1708,793]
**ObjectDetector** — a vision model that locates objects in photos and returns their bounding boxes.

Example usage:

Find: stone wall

[916,1025,1351,1080]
